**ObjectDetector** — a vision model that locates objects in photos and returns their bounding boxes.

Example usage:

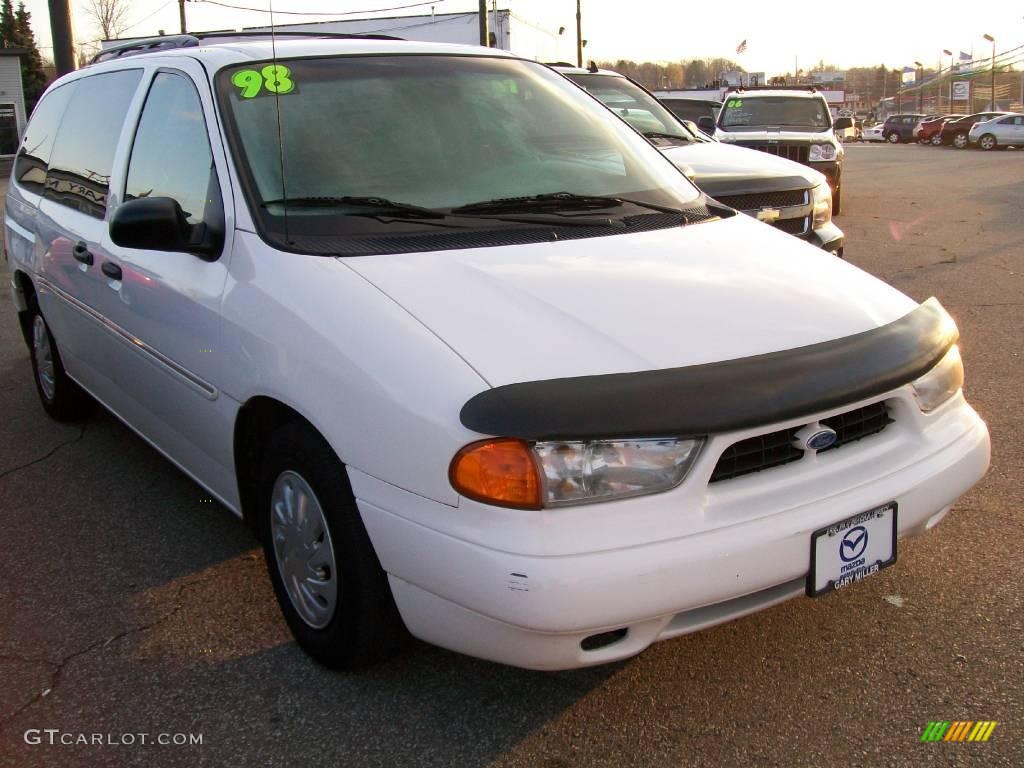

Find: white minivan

[5,34,990,671]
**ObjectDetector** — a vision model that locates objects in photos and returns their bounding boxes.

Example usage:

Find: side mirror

[834,117,853,130]
[697,116,716,133]
[110,197,221,258]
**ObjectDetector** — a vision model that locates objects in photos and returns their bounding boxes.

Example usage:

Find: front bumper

[806,219,844,255]
[810,159,841,187]
[353,391,989,670]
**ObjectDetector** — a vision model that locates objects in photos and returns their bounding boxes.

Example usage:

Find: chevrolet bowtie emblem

[756,208,781,224]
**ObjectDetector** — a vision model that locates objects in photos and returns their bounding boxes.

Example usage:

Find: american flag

[736,39,747,55]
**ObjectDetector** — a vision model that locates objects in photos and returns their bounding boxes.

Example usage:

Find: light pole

[942,49,952,112]
[914,61,923,112]
[983,34,995,110]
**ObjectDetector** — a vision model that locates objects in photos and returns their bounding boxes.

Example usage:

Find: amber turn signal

[449,438,542,509]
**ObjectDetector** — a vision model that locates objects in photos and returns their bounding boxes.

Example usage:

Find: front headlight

[450,436,703,509]
[809,143,837,161]
[911,345,964,412]
[534,438,703,506]
[811,183,832,227]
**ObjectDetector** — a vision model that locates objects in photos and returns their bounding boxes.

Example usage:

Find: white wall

[0,57,26,154]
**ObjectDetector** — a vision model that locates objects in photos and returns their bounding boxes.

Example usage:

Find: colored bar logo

[921,721,997,742]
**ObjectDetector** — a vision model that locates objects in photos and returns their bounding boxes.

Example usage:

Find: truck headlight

[911,345,964,412]
[811,183,832,227]
[450,437,703,509]
[809,143,837,161]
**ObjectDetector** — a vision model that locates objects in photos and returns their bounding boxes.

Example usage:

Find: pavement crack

[0,571,217,732]
[0,419,88,484]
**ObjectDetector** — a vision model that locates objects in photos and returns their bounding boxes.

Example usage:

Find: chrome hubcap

[954,135,967,147]
[32,315,56,402]
[981,137,994,149]
[270,470,338,629]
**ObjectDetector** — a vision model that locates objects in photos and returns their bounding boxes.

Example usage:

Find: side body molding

[460,298,958,441]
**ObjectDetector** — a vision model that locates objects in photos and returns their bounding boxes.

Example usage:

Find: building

[0,49,26,156]
[102,10,576,63]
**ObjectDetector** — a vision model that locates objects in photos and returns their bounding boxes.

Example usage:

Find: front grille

[715,189,808,211]
[710,401,894,483]
[818,401,893,452]
[734,142,810,164]
[772,216,809,235]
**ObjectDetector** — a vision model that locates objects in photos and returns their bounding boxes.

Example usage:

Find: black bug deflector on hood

[460,298,958,441]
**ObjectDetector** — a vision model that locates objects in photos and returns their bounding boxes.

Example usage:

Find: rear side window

[125,71,218,226]
[14,82,77,194]
[44,69,142,218]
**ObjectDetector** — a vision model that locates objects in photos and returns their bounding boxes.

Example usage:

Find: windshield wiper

[260,196,447,219]
[450,192,684,216]
[642,131,691,143]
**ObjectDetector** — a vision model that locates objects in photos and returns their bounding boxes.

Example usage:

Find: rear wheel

[952,132,969,149]
[258,420,407,669]
[886,131,901,144]
[27,302,90,421]
[930,133,942,146]
[979,134,997,151]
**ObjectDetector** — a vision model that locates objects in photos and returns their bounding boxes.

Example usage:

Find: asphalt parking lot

[0,144,1021,768]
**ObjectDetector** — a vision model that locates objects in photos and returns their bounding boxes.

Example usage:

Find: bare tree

[85,0,132,41]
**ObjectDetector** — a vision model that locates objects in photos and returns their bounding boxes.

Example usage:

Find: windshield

[563,73,698,143]
[719,96,831,129]
[216,55,703,253]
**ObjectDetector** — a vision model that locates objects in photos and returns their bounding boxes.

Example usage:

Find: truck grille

[715,189,808,210]
[734,142,810,164]
[773,216,810,235]
[710,402,894,483]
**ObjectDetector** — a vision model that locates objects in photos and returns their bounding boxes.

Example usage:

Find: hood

[341,214,915,388]
[659,142,825,196]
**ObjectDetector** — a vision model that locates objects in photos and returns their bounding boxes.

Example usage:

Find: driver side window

[125,71,221,227]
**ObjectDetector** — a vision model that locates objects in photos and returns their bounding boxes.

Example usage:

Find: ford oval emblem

[805,428,838,451]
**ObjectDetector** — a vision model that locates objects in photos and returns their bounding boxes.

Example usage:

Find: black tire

[258,420,408,669]
[885,131,901,144]
[832,182,842,216]
[930,133,942,146]
[952,132,969,149]
[979,134,997,151]
[26,299,90,421]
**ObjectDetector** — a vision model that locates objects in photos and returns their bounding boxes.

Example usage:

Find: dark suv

[882,114,925,144]
[939,112,1012,148]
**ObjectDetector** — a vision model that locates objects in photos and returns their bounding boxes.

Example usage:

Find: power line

[122,1,177,33]
[192,0,447,16]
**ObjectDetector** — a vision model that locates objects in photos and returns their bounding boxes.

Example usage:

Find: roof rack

[726,85,819,93]
[90,30,402,65]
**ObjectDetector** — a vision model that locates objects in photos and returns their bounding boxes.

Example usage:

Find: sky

[19,0,1024,75]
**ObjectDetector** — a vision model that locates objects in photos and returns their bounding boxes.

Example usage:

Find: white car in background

[862,124,887,142]
[6,35,990,672]
[969,114,1024,150]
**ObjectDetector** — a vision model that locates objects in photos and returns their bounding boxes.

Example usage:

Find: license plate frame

[807,502,898,597]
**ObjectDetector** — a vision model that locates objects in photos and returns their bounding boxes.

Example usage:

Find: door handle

[101,261,122,281]
[72,241,93,266]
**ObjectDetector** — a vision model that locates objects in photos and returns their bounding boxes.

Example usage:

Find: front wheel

[886,132,901,144]
[952,132,969,149]
[832,183,842,216]
[27,304,90,421]
[930,133,942,146]
[258,421,408,669]
[979,134,997,151]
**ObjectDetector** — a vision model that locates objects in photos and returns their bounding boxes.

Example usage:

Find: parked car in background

[915,115,956,145]
[553,65,843,252]
[882,114,925,144]
[658,97,722,124]
[939,112,1012,148]
[862,123,887,142]
[697,87,851,214]
[7,35,990,672]
[969,113,1024,150]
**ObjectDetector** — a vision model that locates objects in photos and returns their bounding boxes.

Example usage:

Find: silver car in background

[969,114,1024,151]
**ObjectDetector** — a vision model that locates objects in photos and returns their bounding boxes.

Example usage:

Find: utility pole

[478,0,488,46]
[914,61,923,112]
[575,0,582,67]
[943,49,952,112]
[48,0,74,75]
[983,34,995,110]
[179,0,187,34]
